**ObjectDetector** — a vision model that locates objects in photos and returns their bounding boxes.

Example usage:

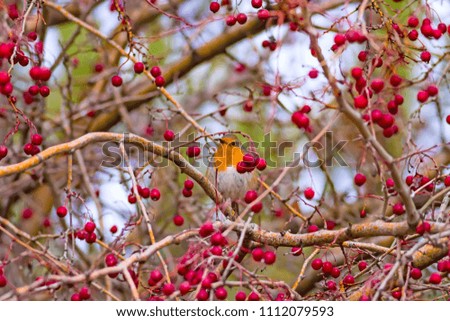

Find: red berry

[291,111,310,128]
[111,75,123,87]
[308,225,319,233]
[438,23,447,34]
[311,258,323,270]
[150,269,163,283]
[84,221,96,233]
[389,74,402,87]
[22,208,33,219]
[429,273,441,284]
[354,173,366,186]
[209,2,220,13]
[407,16,419,27]
[150,188,160,201]
[235,291,246,300]
[252,248,264,262]
[322,261,333,274]
[326,280,337,291]
[343,274,355,285]
[257,9,270,20]
[263,251,276,265]
[370,78,385,93]
[248,292,260,301]
[162,283,175,295]
[186,145,201,158]
[210,232,225,246]
[256,158,267,171]
[334,34,346,46]
[1,82,13,96]
[173,214,184,226]
[71,293,81,301]
[392,202,405,215]
[163,130,175,141]
[39,67,51,81]
[179,281,190,295]
[150,66,161,77]
[244,190,258,203]
[410,268,422,280]
[0,71,10,85]
[184,179,194,190]
[154,76,165,87]
[304,187,315,200]
[444,176,450,186]
[331,267,340,278]
[351,67,363,79]
[94,63,104,73]
[420,51,431,62]
[182,188,192,197]
[408,29,419,41]
[447,115,450,125]
[426,85,438,96]
[79,287,91,300]
[196,289,209,300]
[291,247,302,256]
[110,225,118,233]
[133,62,145,74]
[251,0,262,8]
[354,95,368,109]
[417,90,429,103]
[394,94,404,105]
[308,68,319,79]
[215,287,228,300]
[7,4,19,20]
[56,206,68,218]
[358,261,367,271]
[86,232,97,244]
[0,145,8,160]
[31,134,43,146]
[358,51,368,62]
[128,194,137,204]
[236,13,247,25]
[199,222,214,237]
[378,113,394,128]
[225,15,236,26]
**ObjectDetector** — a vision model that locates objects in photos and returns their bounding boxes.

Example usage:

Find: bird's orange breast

[213,144,244,172]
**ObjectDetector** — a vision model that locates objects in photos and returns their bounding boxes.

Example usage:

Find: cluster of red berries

[291,105,312,132]
[261,39,277,51]
[71,287,91,301]
[236,153,266,174]
[182,179,194,198]
[331,29,367,51]
[225,13,248,26]
[22,133,43,156]
[251,247,277,265]
[244,190,263,213]
[417,84,439,103]
[76,221,97,244]
[128,186,160,203]
[311,258,342,280]
[111,64,165,88]
[405,173,437,192]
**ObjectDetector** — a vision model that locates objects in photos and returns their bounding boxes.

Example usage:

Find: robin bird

[207,134,259,217]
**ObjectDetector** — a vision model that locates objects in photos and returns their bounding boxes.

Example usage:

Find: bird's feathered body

[207,135,258,203]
